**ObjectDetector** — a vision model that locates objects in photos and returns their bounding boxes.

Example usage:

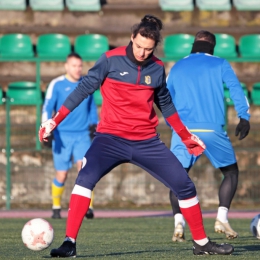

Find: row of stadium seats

[160,0,260,11]
[0,0,101,11]
[163,33,260,61]
[0,33,109,61]
[1,81,260,106]
[0,81,103,106]
[1,0,259,11]
[0,33,260,61]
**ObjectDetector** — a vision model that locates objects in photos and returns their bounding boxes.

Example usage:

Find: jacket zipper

[136,66,141,85]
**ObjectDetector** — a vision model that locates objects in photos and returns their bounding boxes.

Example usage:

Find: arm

[41,80,58,122]
[39,54,109,142]
[88,95,99,140]
[88,95,99,125]
[222,60,250,139]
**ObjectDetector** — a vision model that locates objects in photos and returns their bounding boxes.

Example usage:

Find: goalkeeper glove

[166,113,205,156]
[235,118,250,140]
[39,105,70,142]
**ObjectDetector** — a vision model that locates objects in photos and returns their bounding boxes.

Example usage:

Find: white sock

[217,206,228,223]
[64,237,76,243]
[194,237,209,246]
[174,213,185,227]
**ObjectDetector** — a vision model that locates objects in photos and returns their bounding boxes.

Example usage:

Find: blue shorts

[52,131,91,171]
[75,133,197,200]
[170,129,236,169]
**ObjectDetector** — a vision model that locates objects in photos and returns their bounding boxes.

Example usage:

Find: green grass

[1,217,260,259]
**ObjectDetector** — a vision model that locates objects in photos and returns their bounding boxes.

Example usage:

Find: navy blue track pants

[76,133,197,200]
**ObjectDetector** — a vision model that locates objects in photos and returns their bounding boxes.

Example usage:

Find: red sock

[66,185,92,239]
[179,196,207,240]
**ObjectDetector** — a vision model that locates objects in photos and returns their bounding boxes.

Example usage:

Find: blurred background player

[166,30,250,242]
[42,52,98,219]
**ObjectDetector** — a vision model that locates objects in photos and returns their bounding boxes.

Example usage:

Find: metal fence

[0,104,259,210]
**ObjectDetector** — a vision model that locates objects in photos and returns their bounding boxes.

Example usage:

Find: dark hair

[66,52,82,60]
[195,30,216,46]
[131,14,163,47]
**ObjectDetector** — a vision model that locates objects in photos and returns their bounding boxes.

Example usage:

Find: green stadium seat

[159,0,194,11]
[163,34,195,60]
[66,0,101,11]
[251,82,260,105]
[0,34,34,59]
[233,0,260,11]
[214,33,237,59]
[30,0,64,11]
[0,88,3,104]
[239,34,260,59]
[93,88,102,106]
[196,0,231,11]
[7,81,42,105]
[0,0,26,10]
[36,34,71,60]
[74,34,109,61]
[224,83,248,106]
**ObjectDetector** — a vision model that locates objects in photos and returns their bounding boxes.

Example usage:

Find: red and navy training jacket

[63,42,177,140]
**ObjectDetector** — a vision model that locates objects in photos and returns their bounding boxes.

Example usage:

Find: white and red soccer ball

[250,214,260,239]
[21,218,54,251]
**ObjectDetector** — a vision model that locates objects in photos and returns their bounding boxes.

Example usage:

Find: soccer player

[39,15,234,257]
[166,30,250,242]
[42,53,98,219]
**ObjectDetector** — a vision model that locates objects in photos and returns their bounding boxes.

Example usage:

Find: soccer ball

[21,218,54,251]
[250,214,260,239]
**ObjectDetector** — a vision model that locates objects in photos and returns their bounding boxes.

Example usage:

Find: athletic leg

[215,163,239,239]
[52,171,67,218]
[51,132,73,219]
[131,136,207,243]
[169,167,190,241]
[66,134,132,240]
[131,136,233,254]
[51,134,132,257]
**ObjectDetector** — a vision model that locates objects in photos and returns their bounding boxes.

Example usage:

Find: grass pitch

[1,217,260,259]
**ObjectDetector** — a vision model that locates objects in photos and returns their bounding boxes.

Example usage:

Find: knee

[220,163,239,178]
[75,169,96,190]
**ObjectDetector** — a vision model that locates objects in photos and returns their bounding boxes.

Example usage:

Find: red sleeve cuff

[53,105,71,124]
[166,112,185,133]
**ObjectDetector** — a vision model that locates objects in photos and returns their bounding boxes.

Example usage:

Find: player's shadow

[42,248,178,258]
[229,244,260,255]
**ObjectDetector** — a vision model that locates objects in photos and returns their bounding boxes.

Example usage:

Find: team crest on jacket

[145,75,151,85]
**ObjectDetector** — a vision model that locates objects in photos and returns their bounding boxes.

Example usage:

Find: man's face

[131,33,155,62]
[65,57,83,82]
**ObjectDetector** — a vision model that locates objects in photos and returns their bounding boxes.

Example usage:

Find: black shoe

[193,239,234,255]
[52,209,61,219]
[50,240,76,258]
[85,208,94,219]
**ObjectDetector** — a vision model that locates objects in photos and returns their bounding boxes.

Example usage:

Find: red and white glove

[39,119,57,142]
[166,113,206,156]
[39,105,70,142]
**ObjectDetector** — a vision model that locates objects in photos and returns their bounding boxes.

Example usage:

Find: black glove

[89,124,97,140]
[43,132,53,148]
[235,118,250,140]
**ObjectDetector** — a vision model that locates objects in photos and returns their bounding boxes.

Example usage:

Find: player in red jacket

[39,15,234,257]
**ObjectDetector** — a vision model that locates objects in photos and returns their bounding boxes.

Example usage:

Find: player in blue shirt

[42,53,98,219]
[166,30,250,242]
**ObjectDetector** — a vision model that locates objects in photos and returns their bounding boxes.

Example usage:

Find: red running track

[0,209,258,219]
